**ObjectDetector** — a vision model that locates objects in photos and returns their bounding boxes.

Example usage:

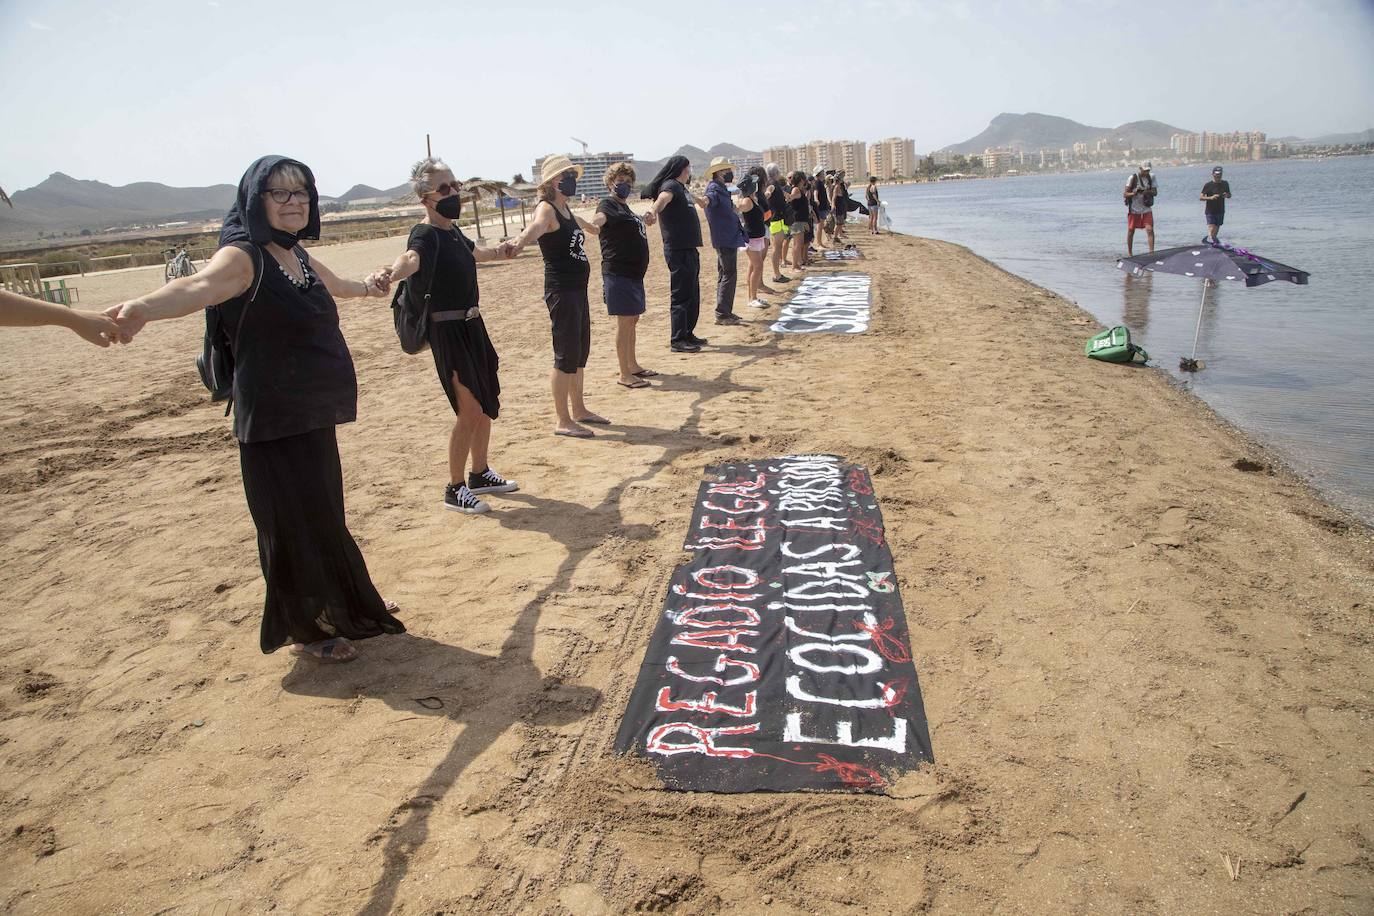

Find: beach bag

[391,251,437,354]
[1084,325,1148,363]
[195,244,264,413]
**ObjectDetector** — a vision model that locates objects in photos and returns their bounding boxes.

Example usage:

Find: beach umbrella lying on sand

[1117,242,1310,371]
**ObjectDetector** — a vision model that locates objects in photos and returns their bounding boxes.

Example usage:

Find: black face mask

[558,174,578,197]
[721,171,734,184]
[270,228,299,249]
[614,181,633,199]
[435,195,462,219]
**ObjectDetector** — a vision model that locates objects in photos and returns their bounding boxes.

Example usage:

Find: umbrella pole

[1179,279,1210,372]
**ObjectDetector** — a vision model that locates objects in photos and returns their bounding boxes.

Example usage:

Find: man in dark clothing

[646,156,710,352]
[1200,166,1232,245]
[703,156,747,325]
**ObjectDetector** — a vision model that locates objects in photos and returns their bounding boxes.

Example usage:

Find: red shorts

[1127,211,1154,230]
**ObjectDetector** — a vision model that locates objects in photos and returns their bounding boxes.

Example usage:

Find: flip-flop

[575,415,611,425]
[632,369,659,378]
[617,378,650,389]
[554,427,595,438]
[290,637,358,664]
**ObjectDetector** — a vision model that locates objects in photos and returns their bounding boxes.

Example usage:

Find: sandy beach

[1,220,1371,914]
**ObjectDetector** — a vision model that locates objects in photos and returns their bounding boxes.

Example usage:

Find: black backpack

[390,248,437,354]
[195,244,264,414]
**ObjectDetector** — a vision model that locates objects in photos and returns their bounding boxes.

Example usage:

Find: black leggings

[665,247,700,343]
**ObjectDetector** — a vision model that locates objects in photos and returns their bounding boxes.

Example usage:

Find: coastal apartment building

[763,139,872,178]
[531,150,634,199]
[1172,130,1267,161]
[867,137,917,178]
[982,147,1016,173]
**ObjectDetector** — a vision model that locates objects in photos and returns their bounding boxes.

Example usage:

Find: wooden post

[472,196,482,239]
[498,194,509,239]
[426,133,431,158]
[520,200,528,229]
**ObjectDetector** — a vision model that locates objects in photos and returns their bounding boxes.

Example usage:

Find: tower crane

[570,137,589,155]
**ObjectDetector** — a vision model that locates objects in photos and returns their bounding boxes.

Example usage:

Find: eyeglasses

[264,188,310,204]
[429,180,464,197]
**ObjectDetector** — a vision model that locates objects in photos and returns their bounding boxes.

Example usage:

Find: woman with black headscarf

[643,156,709,353]
[104,155,403,664]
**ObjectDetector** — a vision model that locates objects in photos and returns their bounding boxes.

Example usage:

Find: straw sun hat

[539,154,584,186]
[703,156,734,179]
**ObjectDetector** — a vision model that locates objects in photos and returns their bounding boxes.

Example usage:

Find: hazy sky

[3,0,1373,196]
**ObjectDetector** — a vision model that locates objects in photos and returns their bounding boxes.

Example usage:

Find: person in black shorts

[644,155,710,353]
[510,155,607,438]
[381,157,518,515]
[1200,166,1232,245]
[591,161,657,388]
[812,167,832,250]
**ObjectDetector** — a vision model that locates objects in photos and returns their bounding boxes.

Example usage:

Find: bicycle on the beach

[164,245,197,283]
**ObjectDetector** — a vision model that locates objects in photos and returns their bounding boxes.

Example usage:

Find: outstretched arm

[0,288,120,347]
[308,255,390,300]
[104,245,256,341]
[509,201,558,253]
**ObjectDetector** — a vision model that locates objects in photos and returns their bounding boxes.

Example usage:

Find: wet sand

[1,221,1371,914]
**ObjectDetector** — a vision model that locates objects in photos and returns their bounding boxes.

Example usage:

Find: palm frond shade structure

[1117,243,1310,371]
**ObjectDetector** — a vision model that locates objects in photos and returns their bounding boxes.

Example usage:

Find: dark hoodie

[219,154,321,248]
[217,156,356,444]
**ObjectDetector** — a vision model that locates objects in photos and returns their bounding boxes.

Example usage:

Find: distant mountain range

[633,143,760,180]
[1274,128,1374,147]
[939,113,1190,154]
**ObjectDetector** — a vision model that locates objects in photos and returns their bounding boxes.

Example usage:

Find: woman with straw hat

[509,154,607,438]
[702,156,746,325]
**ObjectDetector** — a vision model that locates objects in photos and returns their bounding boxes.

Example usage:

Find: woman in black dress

[104,155,403,663]
[382,158,517,515]
[509,155,606,438]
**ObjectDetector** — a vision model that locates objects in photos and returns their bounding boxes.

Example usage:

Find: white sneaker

[444,483,491,514]
[749,298,769,309]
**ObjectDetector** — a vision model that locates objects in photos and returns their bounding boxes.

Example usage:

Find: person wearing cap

[736,167,771,310]
[1200,167,1232,245]
[509,155,608,439]
[1123,162,1158,257]
[644,156,710,353]
[703,156,747,325]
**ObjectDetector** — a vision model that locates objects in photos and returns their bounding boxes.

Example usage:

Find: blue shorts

[1206,211,1224,227]
[602,273,646,316]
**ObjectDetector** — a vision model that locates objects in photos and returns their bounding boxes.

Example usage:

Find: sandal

[632,369,659,378]
[290,637,358,663]
[617,378,650,389]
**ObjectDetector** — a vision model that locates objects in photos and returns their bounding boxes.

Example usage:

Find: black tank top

[221,242,357,443]
[537,203,590,291]
[742,195,767,239]
[790,188,810,221]
[769,185,789,222]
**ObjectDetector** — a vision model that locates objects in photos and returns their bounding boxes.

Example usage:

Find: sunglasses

[264,188,310,204]
[429,180,464,197]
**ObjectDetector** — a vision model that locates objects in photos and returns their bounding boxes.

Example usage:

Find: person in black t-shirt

[1200,166,1232,245]
[591,161,657,388]
[510,155,607,439]
[644,155,709,353]
[382,158,518,515]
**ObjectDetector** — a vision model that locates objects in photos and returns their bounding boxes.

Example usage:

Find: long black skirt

[431,315,500,419]
[239,425,405,653]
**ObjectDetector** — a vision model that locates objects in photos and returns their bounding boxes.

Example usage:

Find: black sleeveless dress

[223,242,404,653]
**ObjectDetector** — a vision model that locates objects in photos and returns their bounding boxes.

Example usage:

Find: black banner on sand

[615,455,934,793]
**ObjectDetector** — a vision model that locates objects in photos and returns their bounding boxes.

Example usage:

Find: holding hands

[364,268,392,296]
[103,300,148,343]
[642,210,657,227]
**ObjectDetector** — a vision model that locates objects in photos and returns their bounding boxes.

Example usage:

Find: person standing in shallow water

[104,155,403,663]
[1200,166,1232,245]
[381,157,518,515]
[509,155,608,438]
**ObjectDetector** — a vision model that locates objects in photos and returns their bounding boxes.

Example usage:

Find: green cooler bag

[1084,326,1148,363]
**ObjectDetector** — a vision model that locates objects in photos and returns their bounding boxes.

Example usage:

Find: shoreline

[1,223,1371,912]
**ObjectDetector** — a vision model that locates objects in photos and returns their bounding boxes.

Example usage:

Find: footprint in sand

[1147,506,1189,548]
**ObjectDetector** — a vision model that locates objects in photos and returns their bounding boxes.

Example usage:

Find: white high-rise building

[532,151,635,199]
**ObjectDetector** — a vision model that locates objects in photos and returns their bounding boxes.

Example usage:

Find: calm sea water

[879,156,1374,526]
